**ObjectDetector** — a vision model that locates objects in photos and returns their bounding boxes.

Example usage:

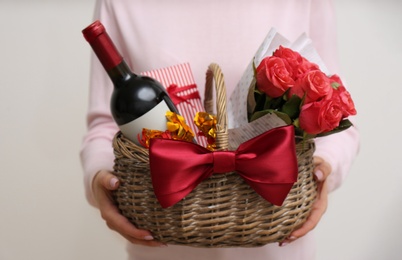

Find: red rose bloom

[302,70,333,104]
[296,58,320,79]
[329,74,343,86]
[299,99,343,135]
[273,46,303,74]
[256,56,295,98]
[333,85,357,117]
[251,46,356,137]
[287,78,305,100]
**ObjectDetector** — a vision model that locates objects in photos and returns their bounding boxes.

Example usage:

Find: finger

[94,170,165,246]
[121,233,167,247]
[280,203,324,246]
[280,182,328,246]
[313,156,332,182]
[97,187,154,240]
[313,156,324,165]
[106,209,166,247]
[102,206,151,239]
[97,170,120,191]
[104,207,166,247]
[94,171,156,240]
[290,203,324,238]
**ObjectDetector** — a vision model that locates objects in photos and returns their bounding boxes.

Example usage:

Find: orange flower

[137,111,194,148]
[138,129,172,148]
[194,112,217,150]
[165,111,195,142]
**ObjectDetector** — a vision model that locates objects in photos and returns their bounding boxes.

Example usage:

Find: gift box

[141,63,208,147]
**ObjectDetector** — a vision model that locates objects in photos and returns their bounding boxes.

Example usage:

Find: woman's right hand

[92,170,167,247]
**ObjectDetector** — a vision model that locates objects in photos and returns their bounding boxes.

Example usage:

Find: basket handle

[204,63,229,151]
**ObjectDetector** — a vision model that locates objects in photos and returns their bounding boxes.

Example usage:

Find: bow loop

[149,125,298,208]
[166,84,201,106]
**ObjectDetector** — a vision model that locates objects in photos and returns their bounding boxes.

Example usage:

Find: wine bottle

[82,20,179,144]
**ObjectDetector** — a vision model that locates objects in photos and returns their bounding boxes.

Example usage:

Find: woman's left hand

[279,156,332,247]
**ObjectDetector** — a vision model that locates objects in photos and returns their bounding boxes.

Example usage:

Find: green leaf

[293,126,304,138]
[271,110,292,125]
[331,82,341,89]
[250,109,292,125]
[282,95,302,119]
[249,110,271,122]
[263,96,273,110]
[252,58,258,75]
[316,119,354,137]
[264,96,285,110]
[303,132,316,140]
[253,91,266,113]
[293,118,300,128]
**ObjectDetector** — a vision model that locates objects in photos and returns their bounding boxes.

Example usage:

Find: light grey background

[0,1,401,259]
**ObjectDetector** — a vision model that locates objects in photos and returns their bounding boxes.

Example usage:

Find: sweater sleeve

[80,0,120,207]
[79,51,118,207]
[314,119,360,192]
[80,0,360,206]
[308,0,360,192]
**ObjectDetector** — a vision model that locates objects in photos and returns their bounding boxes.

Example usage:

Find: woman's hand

[279,156,331,247]
[92,170,167,247]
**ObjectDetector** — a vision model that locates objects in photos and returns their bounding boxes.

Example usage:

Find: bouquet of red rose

[249,46,356,139]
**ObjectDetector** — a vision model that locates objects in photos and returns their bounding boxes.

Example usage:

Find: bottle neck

[108,60,136,86]
[83,20,123,71]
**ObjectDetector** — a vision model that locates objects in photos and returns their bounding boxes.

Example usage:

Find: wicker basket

[112,63,317,247]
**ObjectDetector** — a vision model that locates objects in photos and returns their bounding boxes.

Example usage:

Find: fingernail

[109,177,119,188]
[280,242,289,247]
[144,235,154,240]
[159,244,168,248]
[288,236,297,241]
[314,169,324,181]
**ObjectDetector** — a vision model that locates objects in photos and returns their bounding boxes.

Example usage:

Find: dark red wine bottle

[82,20,179,144]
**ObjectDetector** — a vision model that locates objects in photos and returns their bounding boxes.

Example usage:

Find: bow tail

[244,181,294,206]
[149,138,215,208]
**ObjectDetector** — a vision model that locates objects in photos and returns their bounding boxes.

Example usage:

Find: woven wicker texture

[112,63,317,247]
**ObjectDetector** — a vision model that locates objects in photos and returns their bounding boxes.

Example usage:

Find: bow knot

[213,151,236,173]
[149,125,298,208]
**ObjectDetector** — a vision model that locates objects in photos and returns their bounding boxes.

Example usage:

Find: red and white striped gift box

[141,63,208,147]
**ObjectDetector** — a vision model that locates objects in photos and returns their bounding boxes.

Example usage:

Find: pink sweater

[80,0,359,259]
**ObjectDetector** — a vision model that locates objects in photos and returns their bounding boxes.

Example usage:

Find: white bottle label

[119,101,170,145]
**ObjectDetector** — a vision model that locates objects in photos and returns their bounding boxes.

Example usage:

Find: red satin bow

[149,125,298,208]
[167,84,201,106]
